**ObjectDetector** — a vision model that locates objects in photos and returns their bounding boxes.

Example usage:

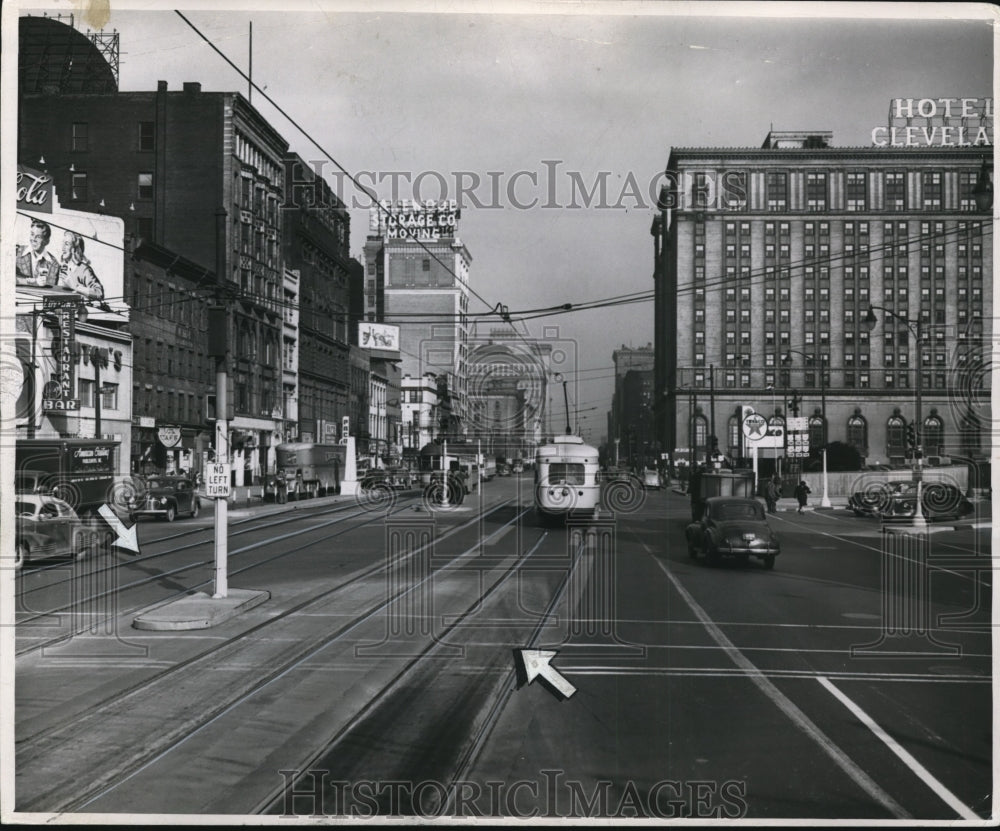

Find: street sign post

[742,412,768,441]
[205,463,231,498]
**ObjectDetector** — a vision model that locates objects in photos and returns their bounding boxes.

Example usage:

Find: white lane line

[817,676,979,820]
[567,617,992,635]
[563,667,989,683]
[644,544,909,819]
[485,524,516,546]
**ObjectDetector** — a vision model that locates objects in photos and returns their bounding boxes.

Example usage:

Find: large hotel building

[652,112,992,471]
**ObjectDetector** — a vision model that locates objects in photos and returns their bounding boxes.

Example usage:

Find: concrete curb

[132,588,271,631]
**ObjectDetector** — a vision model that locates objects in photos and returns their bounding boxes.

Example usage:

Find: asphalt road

[13,476,993,820]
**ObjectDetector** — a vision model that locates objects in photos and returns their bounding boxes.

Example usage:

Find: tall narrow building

[363,200,471,434]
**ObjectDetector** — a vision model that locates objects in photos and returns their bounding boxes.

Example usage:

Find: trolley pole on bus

[441,439,449,507]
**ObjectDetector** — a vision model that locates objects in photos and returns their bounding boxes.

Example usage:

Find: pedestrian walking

[794,480,812,513]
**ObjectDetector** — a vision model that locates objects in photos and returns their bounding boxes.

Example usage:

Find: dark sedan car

[848,481,974,521]
[131,475,201,521]
[686,496,780,569]
[15,494,113,570]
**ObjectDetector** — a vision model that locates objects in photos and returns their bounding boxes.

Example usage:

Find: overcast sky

[21,1,994,447]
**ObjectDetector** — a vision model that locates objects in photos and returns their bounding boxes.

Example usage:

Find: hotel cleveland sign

[872,97,993,147]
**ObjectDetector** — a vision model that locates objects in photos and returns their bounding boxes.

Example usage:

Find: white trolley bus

[533,434,601,522]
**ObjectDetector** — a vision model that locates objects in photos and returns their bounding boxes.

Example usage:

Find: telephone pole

[209,207,230,598]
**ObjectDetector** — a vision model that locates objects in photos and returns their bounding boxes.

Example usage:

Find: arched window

[808,414,826,448]
[690,413,708,460]
[886,413,906,459]
[846,412,867,456]
[923,411,944,456]
[728,415,740,457]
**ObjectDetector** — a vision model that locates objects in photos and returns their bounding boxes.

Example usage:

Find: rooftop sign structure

[369,199,460,241]
[872,97,992,147]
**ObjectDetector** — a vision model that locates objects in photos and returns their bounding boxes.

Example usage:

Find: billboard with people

[15,165,125,309]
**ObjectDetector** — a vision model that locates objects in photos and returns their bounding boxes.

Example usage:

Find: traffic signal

[905,423,917,450]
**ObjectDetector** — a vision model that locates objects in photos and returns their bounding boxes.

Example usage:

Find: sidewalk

[669,483,849,511]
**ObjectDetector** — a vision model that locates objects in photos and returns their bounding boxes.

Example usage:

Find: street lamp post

[782,349,831,508]
[865,305,926,530]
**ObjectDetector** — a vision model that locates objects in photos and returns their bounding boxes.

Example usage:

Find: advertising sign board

[15,166,125,307]
[359,322,400,352]
[368,199,460,240]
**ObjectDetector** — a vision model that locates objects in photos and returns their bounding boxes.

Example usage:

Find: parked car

[14,494,113,570]
[848,481,973,521]
[131,475,201,521]
[15,468,57,495]
[497,462,511,477]
[642,467,661,490]
[686,496,780,569]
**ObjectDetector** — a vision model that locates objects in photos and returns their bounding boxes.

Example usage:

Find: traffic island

[132,588,270,631]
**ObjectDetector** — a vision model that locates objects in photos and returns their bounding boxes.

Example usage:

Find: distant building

[466,327,551,462]
[363,200,471,428]
[652,122,993,472]
[609,344,655,467]
[282,153,354,445]
[401,372,440,458]
[281,268,300,442]
[126,239,215,474]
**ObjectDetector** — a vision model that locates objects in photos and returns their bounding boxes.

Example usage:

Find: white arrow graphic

[98,504,140,554]
[515,648,576,699]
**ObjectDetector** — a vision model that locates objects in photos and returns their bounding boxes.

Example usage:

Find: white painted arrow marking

[516,648,576,699]
[98,504,140,553]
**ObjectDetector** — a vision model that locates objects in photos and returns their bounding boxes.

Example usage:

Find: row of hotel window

[698,222,985,254]
[685,170,983,211]
[687,370,972,390]
[713,220,984,237]
[695,263,984,284]
[704,284,982,304]
[702,341,963,363]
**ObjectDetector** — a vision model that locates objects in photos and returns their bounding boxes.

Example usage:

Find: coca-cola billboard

[16,166,53,213]
[14,164,124,308]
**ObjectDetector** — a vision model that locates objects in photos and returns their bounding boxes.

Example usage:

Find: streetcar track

[15,495,377,593]
[13,490,451,652]
[256,509,569,815]
[15,497,519,766]
[38,500,530,814]
[439,518,592,815]
[14,504,401,656]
